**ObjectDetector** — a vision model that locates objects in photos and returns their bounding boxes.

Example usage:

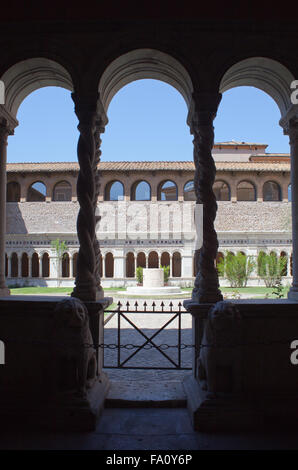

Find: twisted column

[190,92,223,303]
[93,120,105,296]
[284,119,298,299]
[0,115,16,296]
[71,94,105,301]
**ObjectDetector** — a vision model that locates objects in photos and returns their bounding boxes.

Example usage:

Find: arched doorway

[21,253,29,277]
[172,252,181,277]
[126,252,135,277]
[148,251,158,268]
[42,253,50,278]
[137,252,146,268]
[31,253,39,278]
[62,253,70,278]
[105,253,114,278]
[11,253,18,278]
[7,182,20,202]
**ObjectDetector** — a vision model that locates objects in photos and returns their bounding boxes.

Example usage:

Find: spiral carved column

[71,94,105,301]
[284,118,298,300]
[93,120,105,295]
[190,92,223,303]
[0,112,17,297]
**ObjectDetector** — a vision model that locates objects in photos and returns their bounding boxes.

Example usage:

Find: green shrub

[161,265,170,283]
[136,266,143,284]
[257,252,287,288]
[217,252,255,288]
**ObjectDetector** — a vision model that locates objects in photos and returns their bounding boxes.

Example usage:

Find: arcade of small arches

[4,247,293,287]
[6,178,292,203]
[4,249,183,282]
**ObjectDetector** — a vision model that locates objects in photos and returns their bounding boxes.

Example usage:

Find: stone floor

[2,296,296,450]
[103,302,192,405]
[2,407,298,450]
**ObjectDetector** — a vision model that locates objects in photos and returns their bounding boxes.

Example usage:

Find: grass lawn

[10,285,290,299]
[9,286,126,295]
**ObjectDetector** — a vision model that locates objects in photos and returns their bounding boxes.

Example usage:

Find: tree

[51,238,68,287]
[217,252,255,288]
[257,252,287,288]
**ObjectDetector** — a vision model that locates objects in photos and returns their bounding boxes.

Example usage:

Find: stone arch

[104,180,124,201]
[7,181,20,202]
[98,49,194,114]
[184,180,195,201]
[126,252,135,278]
[1,57,73,119]
[21,252,29,277]
[27,181,46,202]
[42,253,50,278]
[131,180,151,201]
[161,252,170,268]
[62,252,70,278]
[157,180,178,201]
[263,180,282,201]
[148,251,158,268]
[137,252,146,268]
[53,180,72,201]
[105,252,114,278]
[237,180,256,201]
[31,252,39,277]
[172,251,181,277]
[219,57,295,119]
[213,180,231,201]
[11,252,18,278]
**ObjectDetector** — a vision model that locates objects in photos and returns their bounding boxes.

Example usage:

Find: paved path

[103,298,192,402]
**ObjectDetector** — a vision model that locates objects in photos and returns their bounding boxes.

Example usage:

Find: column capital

[0,106,18,136]
[188,92,222,129]
[279,104,298,135]
[71,92,108,128]
[287,120,298,145]
[0,119,13,141]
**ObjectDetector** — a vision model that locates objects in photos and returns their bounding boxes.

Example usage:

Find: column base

[0,286,10,297]
[71,285,105,301]
[288,286,298,300]
[183,376,261,431]
[192,287,223,303]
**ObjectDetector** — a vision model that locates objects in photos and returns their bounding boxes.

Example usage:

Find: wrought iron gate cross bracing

[103,301,192,370]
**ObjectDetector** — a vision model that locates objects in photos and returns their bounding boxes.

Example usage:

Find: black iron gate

[103,301,192,370]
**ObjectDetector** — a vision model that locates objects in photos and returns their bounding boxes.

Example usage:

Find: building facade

[5,141,292,288]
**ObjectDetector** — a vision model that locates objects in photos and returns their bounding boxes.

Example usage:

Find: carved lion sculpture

[197,301,242,394]
[50,297,97,399]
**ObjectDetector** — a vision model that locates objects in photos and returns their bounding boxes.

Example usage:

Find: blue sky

[7,80,290,163]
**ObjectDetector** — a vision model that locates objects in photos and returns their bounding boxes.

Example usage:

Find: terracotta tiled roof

[6,160,291,173]
[214,141,267,147]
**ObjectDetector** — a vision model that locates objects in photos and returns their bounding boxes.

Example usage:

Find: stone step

[105,380,187,408]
